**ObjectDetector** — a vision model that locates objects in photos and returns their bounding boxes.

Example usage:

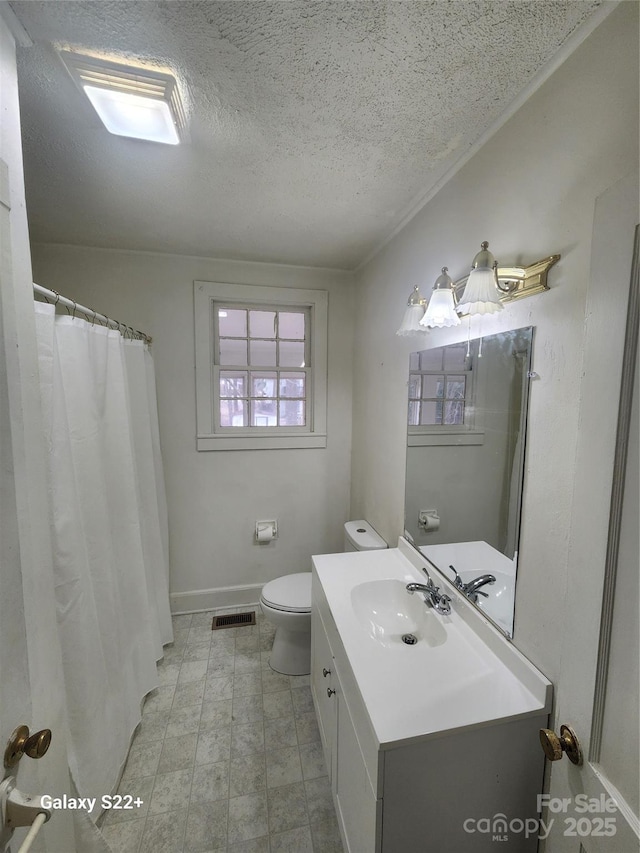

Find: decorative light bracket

[454,254,560,308]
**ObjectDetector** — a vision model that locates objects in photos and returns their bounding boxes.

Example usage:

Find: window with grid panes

[216,305,309,429]
[194,281,328,451]
[408,344,472,427]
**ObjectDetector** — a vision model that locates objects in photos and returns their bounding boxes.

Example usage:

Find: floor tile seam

[132,812,145,853]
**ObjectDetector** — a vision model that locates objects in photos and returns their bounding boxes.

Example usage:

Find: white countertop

[312,539,552,749]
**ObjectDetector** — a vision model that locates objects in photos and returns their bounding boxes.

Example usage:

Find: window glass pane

[279,340,305,367]
[408,401,420,426]
[279,312,305,340]
[408,374,421,399]
[251,372,277,398]
[409,352,419,370]
[250,339,277,366]
[280,372,305,398]
[279,400,305,427]
[444,400,464,425]
[219,398,247,427]
[422,375,444,399]
[443,345,467,370]
[420,401,441,424]
[218,308,246,337]
[251,398,277,427]
[220,371,247,397]
[249,311,276,339]
[446,376,466,399]
[220,338,248,366]
[420,349,444,370]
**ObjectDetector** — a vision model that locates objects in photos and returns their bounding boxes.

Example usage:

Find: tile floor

[101,609,344,853]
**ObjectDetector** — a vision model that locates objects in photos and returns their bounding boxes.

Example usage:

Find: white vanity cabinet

[311,543,553,853]
[311,595,381,853]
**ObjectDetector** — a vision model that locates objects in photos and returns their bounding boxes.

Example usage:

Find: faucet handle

[435,594,452,616]
[447,565,463,589]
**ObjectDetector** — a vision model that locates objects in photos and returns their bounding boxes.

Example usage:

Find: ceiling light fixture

[420,267,461,329]
[396,286,428,336]
[60,51,186,145]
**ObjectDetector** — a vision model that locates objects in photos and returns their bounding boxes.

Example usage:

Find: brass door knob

[539,724,583,766]
[25,729,52,759]
[4,725,52,768]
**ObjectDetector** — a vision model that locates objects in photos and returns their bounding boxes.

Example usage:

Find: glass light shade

[397,286,427,335]
[396,303,427,336]
[420,268,461,329]
[457,267,503,315]
[83,85,180,144]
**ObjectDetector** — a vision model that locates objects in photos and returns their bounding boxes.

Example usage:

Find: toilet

[259,520,387,675]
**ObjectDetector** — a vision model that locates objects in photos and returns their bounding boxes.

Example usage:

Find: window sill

[407,430,485,447]
[197,433,327,451]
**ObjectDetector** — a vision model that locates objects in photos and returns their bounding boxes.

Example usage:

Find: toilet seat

[261,573,311,613]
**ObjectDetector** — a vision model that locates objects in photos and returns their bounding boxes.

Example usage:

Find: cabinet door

[311,609,337,782]
[335,686,381,853]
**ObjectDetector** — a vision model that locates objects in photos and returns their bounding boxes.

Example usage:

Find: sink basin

[350,579,447,648]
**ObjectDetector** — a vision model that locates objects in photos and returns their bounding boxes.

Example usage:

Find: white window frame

[407,345,485,447]
[194,281,328,451]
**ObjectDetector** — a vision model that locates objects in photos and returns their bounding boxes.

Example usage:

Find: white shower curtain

[34,302,172,814]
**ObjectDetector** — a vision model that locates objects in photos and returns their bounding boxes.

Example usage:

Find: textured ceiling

[12,1,601,269]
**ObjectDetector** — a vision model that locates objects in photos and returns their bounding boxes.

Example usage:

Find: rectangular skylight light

[60,51,186,145]
[83,86,179,144]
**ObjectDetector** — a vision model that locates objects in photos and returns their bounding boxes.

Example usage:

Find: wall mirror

[403,326,534,637]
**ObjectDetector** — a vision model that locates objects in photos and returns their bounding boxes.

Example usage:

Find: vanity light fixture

[455,243,562,317]
[396,286,428,336]
[396,246,560,337]
[456,241,503,316]
[60,51,186,145]
[420,267,461,328]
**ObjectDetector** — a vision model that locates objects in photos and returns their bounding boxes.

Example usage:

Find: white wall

[350,2,639,683]
[30,246,355,610]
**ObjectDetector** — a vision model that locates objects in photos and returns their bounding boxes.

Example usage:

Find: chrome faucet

[406,569,451,616]
[447,565,496,603]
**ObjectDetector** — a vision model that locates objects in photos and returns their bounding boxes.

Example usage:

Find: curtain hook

[72,300,77,319]
[52,290,60,307]
[90,309,97,326]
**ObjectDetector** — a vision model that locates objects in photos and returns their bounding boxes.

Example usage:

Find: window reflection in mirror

[404,327,534,637]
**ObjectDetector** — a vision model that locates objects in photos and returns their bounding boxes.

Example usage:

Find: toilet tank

[344,520,387,552]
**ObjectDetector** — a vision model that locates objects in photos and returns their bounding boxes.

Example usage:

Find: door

[541,176,639,852]
[0,16,77,847]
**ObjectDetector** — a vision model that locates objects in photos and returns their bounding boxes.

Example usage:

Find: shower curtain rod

[33,282,152,345]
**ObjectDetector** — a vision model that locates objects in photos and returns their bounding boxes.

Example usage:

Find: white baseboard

[170,582,262,614]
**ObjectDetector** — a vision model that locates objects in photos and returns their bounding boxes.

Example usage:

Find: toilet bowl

[260,573,312,675]
[259,520,387,675]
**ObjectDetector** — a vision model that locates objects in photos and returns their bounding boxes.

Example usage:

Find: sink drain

[402,633,418,645]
